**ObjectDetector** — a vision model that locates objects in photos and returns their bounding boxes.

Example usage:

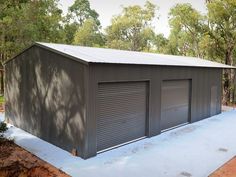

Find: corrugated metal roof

[34,42,234,69]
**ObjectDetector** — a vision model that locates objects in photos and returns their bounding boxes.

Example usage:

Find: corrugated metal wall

[5,46,89,158]
[86,64,222,157]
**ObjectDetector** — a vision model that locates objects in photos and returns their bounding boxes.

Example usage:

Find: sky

[58,0,207,37]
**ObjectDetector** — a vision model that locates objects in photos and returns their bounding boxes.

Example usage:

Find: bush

[0,122,7,133]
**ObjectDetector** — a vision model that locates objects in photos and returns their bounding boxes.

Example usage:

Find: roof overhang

[4,42,236,70]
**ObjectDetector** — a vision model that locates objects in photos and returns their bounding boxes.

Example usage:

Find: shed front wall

[86,64,222,157]
[5,46,89,158]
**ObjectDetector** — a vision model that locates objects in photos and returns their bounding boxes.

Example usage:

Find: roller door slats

[98,135,145,149]
[97,129,146,150]
[97,121,146,133]
[98,110,145,119]
[98,90,146,96]
[98,115,146,126]
[98,127,146,138]
[98,101,145,110]
[97,82,147,151]
[161,80,190,131]
[98,96,146,102]
[98,104,145,112]
[97,126,146,141]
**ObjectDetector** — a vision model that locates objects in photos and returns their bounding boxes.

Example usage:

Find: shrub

[0,122,7,133]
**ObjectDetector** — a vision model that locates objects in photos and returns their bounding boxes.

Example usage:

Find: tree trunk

[232,71,236,104]
[222,48,233,105]
[0,69,4,95]
[223,70,230,105]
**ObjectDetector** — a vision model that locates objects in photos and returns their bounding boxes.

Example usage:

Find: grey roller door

[161,80,190,131]
[97,82,147,152]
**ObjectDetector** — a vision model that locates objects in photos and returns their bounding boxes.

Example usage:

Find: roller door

[97,81,147,152]
[161,80,190,131]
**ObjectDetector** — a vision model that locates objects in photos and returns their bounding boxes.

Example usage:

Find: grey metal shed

[5,42,234,159]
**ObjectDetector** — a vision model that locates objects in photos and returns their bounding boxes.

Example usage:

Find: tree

[63,0,100,44]
[105,1,157,51]
[0,0,26,62]
[0,0,64,61]
[207,0,236,104]
[167,3,205,57]
[73,18,105,47]
[154,34,168,53]
[0,0,64,94]
[24,0,64,43]
[167,1,236,104]
[67,0,99,26]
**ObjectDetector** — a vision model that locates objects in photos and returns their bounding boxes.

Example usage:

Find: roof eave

[88,61,236,69]
[4,42,89,66]
[4,44,35,65]
[35,43,89,66]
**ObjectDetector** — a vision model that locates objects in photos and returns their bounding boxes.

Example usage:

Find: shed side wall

[5,46,88,158]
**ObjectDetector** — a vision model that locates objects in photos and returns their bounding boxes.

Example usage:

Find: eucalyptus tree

[105,1,157,51]
[207,0,236,103]
[73,18,105,47]
[64,0,100,44]
[167,3,205,57]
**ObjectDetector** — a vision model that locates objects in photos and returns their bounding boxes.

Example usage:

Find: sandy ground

[210,156,236,177]
[0,138,70,177]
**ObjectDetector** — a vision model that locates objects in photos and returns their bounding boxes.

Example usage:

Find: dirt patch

[209,156,236,177]
[0,138,70,177]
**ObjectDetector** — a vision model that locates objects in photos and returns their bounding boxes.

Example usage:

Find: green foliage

[167,3,205,57]
[105,1,157,51]
[0,0,102,58]
[73,18,105,47]
[207,0,236,63]
[207,0,236,103]
[68,0,99,26]
[64,0,100,44]
[0,96,4,104]
[0,0,64,62]
[167,1,236,62]
[154,34,169,53]
[0,122,7,133]
[63,23,78,44]
[167,0,236,103]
